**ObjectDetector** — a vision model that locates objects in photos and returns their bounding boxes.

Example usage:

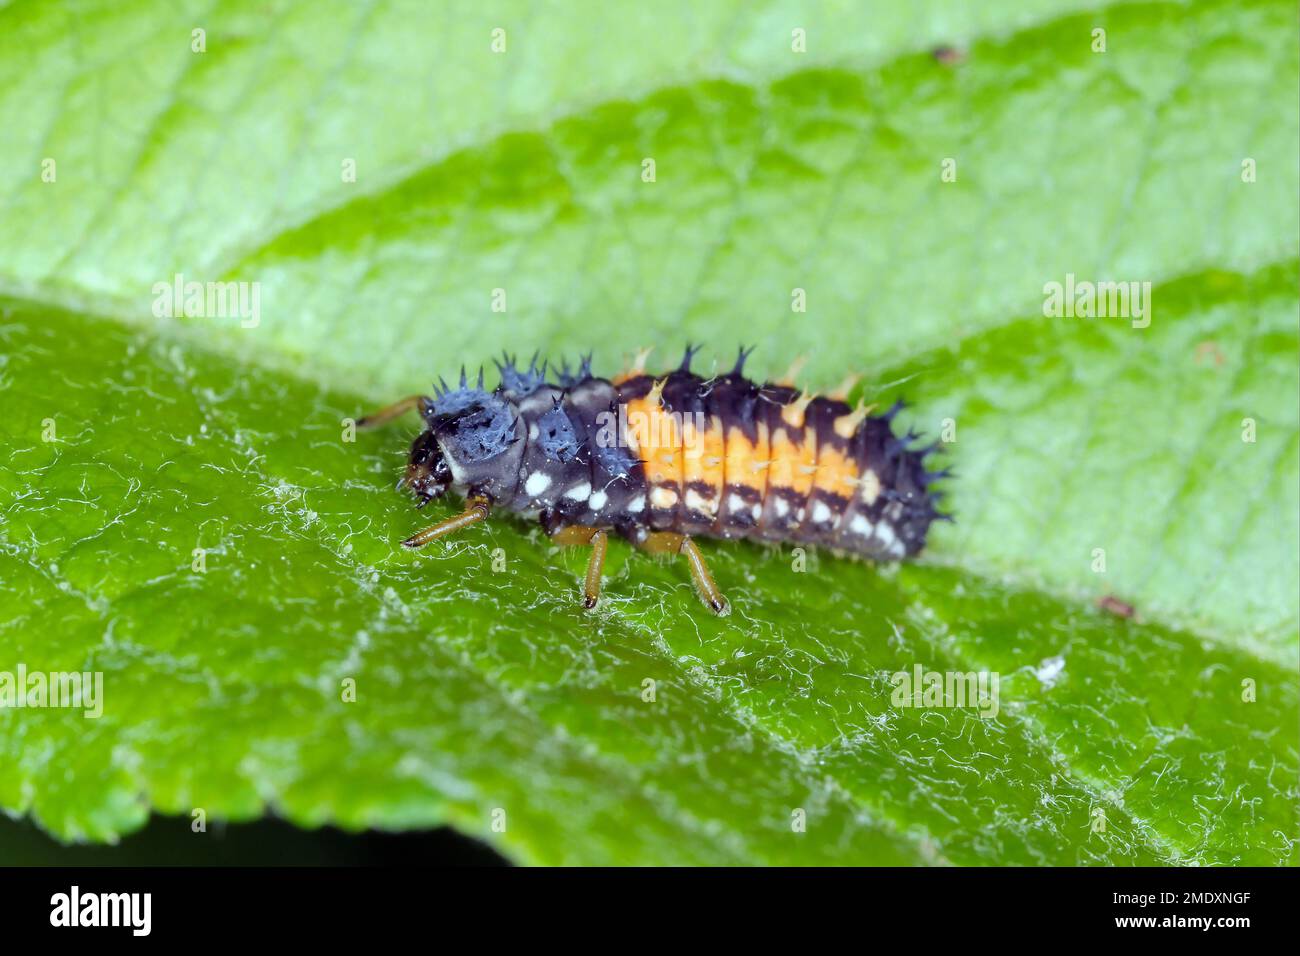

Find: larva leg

[357,395,425,429]
[582,530,610,609]
[550,525,609,609]
[402,497,489,549]
[679,536,729,616]
[640,531,729,616]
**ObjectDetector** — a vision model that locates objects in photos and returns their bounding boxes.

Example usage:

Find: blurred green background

[0,0,1296,864]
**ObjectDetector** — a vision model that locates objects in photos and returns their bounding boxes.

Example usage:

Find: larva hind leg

[551,525,610,610]
[639,531,730,616]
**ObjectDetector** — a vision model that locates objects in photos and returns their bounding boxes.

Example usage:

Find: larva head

[403,429,452,503]
[405,372,524,504]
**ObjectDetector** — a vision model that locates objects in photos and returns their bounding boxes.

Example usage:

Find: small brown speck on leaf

[1097,595,1136,618]
[1194,341,1226,367]
[933,45,966,66]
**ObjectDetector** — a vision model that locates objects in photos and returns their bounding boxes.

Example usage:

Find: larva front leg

[402,497,491,549]
[356,394,427,429]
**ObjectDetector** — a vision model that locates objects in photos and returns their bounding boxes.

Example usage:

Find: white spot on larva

[564,482,591,500]
[529,423,539,440]
[685,488,710,512]
[751,503,762,520]
[858,469,882,505]
[850,515,874,536]
[628,495,645,513]
[774,497,790,517]
[727,493,746,513]
[796,508,806,522]
[524,471,551,497]
[650,486,679,509]
[874,522,898,548]
[811,501,832,524]
[588,490,608,511]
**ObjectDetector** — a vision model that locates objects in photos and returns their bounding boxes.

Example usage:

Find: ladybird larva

[357,347,951,615]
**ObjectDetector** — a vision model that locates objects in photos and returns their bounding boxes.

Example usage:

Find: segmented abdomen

[614,368,938,559]
[500,359,941,560]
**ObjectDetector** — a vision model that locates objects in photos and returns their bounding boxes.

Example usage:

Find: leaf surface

[0,0,1296,864]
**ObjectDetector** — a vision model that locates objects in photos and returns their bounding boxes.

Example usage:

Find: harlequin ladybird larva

[357,346,951,615]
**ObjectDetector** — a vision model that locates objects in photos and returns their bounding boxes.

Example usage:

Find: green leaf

[1,0,1296,865]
